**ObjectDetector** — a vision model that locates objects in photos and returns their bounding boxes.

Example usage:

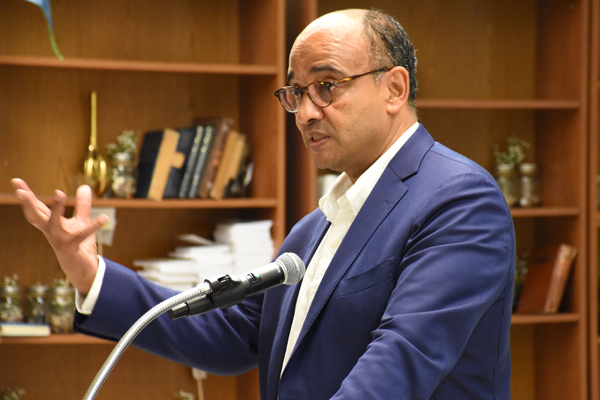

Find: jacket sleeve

[74,262,263,376]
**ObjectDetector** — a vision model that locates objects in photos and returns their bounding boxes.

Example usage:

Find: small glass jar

[26,283,48,324]
[494,164,519,207]
[519,163,541,207]
[46,286,76,333]
[0,284,23,322]
[108,152,137,198]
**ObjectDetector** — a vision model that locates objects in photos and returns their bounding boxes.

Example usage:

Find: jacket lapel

[265,215,330,398]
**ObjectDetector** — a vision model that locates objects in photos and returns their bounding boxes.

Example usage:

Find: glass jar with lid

[0,276,23,322]
[494,164,519,207]
[518,163,541,207]
[47,285,76,333]
[108,152,137,198]
[26,282,48,324]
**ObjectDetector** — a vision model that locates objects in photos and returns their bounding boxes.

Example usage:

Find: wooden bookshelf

[590,0,600,398]
[0,0,285,398]
[285,1,590,399]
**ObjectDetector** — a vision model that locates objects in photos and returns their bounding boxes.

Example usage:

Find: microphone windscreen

[277,253,306,285]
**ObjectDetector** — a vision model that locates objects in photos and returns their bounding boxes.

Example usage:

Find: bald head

[289,9,418,110]
[295,9,366,44]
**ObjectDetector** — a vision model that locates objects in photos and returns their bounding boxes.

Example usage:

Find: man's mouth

[309,133,330,147]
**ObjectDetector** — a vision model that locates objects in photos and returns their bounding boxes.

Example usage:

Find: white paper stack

[213,220,274,273]
[169,243,234,280]
[135,258,201,291]
[135,234,235,291]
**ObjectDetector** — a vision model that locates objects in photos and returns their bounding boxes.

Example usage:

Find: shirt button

[330,240,339,249]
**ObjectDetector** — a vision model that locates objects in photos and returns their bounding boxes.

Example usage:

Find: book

[210,131,246,200]
[195,117,234,198]
[225,141,251,198]
[136,126,205,200]
[160,126,203,199]
[209,130,237,200]
[516,244,578,314]
[0,322,51,337]
[135,128,184,200]
[178,125,205,198]
[187,124,215,198]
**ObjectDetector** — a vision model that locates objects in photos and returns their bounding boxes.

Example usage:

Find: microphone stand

[82,281,212,400]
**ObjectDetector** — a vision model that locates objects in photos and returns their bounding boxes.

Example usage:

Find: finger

[12,179,52,224]
[78,214,110,240]
[10,178,32,192]
[74,185,93,221]
[48,189,67,229]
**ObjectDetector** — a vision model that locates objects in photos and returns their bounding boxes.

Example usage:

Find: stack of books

[135,117,253,201]
[213,220,275,274]
[169,238,234,281]
[134,220,274,290]
[134,234,234,291]
[134,258,201,291]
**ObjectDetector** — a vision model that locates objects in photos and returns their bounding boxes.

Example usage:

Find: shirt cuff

[75,256,106,315]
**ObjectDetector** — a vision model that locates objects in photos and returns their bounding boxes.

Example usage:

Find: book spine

[148,128,182,201]
[198,120,232,198]
[188,125,214,198]
[209,131,237,200]
[178,126,204,198]
[544,244,577,312]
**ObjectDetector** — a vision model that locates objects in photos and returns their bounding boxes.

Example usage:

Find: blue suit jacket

[75,125,515,399]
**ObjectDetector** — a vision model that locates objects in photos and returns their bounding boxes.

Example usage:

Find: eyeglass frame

[274,67,393,113]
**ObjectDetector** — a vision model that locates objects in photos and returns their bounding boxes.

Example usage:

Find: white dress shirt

[280,122,418,371]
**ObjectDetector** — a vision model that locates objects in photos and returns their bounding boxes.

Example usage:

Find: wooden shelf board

[0,333,112,345]
[0,55,279,75]
[417,98,580,110]
[511,312,580,325]
[0,194,278,209]
[510,207,580,217]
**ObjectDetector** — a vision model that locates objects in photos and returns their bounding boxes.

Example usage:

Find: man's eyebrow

[286,65,343,85]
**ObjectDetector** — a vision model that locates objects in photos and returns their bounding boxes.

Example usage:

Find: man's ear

[386,67,410,114]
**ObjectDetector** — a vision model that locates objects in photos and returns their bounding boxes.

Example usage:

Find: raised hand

[10,178,109,294]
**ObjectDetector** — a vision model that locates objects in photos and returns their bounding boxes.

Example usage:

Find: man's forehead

[287,24,368,83]
[286,64,343,84]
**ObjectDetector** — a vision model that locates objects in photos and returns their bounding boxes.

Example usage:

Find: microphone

[168,252,305,320]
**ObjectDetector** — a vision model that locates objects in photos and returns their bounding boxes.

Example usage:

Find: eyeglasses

[274,67,392,113]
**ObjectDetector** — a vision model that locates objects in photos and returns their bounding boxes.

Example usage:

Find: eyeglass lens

[278,82,331,112]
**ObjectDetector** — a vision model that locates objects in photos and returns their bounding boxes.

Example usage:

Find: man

[11,8,515,399]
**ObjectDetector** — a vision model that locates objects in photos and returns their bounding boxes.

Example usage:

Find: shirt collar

[319,122,420,222]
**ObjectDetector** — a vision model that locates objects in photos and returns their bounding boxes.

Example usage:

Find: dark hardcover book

[135,128,180,200]
[187,124,215,198]
[178,125,205,198]
[194,117,234,198]
[135,127,198,200]
[163,126,202,198]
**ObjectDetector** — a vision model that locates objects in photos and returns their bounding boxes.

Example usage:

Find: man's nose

[296,94,323,125]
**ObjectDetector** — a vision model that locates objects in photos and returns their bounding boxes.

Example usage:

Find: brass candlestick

[82,91,107,196]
